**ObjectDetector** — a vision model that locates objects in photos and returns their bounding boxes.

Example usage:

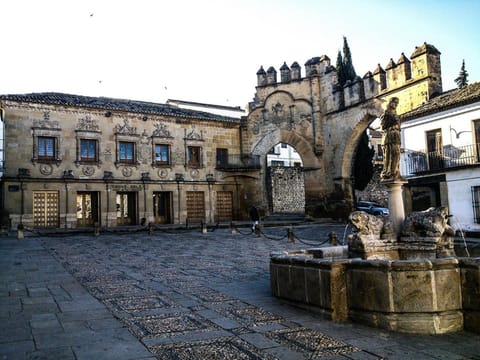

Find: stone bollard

[288,226,295,243]
[149,222,155,236]
[201,221,207,234]
[328,231,338,246]
[93,222,100,237]
[230,222,237,235]
[17,223,24,240]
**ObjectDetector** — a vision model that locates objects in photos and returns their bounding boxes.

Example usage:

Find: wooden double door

[33,191,59,228]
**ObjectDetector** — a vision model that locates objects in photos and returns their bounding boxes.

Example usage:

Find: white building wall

[402,102,480,153]
[401,100,480,232]
[446,169,480,232]
[267,143,303,167]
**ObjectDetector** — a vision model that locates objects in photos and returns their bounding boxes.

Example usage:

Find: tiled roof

[401,82,480,121]
[0,92,240,123]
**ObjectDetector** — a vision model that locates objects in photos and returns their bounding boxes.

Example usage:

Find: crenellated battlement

[253,42,442,115]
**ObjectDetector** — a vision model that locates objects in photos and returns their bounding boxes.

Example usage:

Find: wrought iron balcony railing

[215,154,261,170]
[404,143,480,175]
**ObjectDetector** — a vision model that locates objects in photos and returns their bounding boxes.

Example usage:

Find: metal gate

[33,191,59,228]
[186,191,205,223]
[216,191,233,221]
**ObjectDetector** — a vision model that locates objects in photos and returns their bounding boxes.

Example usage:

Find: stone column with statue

[380,97,406,236]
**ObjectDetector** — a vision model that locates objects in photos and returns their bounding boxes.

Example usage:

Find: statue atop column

[380,97,401,181]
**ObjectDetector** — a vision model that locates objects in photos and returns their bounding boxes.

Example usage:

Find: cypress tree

[336,50,346,87]
[455,59,469,89]
[353,131,375,191]
[342,36,357,82]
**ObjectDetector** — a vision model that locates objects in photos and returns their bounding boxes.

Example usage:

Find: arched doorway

[266,143,305,214]
[339,111,383,210]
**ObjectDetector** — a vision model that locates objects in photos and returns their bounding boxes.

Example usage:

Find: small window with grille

[472,186,480,223]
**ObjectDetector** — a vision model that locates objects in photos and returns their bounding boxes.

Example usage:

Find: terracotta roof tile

[401,82,480,121]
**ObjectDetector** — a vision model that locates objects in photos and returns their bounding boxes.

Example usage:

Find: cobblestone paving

[2,223,480,359]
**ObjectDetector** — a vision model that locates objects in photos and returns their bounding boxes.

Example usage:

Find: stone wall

[267,167,305,213]
[354,167,389,206]
[270,251,479,334]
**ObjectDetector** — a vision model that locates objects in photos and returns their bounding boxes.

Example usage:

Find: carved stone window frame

[152,140,173,168]
[186,145,203,169]
[32,127,62,165]
[115,134,140,168]
[114,118,140,168]
[184,127,204,169]
[75,129,102,167]
[151,127,174,168]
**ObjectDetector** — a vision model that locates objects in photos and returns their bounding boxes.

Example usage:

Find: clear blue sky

[1,0,478,108]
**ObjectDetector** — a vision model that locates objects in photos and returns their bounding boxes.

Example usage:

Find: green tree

[353,131,375,191]
[342,36,357,82]
[455,59,469,89]
[336,50,346,86]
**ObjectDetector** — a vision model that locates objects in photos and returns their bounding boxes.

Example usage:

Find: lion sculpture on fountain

[401,206,454,238]
[349,210,393,240]
[400,206,456,258]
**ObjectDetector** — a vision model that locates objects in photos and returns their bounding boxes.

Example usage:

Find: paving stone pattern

[1,224,480,359]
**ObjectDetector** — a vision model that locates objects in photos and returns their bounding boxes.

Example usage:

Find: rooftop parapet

[254,42,442,112]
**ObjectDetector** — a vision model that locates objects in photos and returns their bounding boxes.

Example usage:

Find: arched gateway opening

[250,128,323,217]
[266,143,304,214]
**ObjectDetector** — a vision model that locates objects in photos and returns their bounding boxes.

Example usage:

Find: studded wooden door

[33,191,59,228]
[216,191,233,222]
[186,191,205,223]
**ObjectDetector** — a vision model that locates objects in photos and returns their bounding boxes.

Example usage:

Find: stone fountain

[270,99,480,334]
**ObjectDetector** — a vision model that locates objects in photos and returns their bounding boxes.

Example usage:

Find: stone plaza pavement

[1,223,480,360]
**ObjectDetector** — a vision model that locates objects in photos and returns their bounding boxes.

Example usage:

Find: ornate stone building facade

[0,42,443,229]
[0,94,254,229]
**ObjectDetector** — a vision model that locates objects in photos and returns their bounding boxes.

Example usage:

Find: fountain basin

[270,251,480,334]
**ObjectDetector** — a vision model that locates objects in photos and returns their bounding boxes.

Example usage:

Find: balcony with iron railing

[403,143,480,175]
[215,154,261,171]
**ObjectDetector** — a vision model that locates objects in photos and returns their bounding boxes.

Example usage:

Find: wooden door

[186,191,205,223]
[216,191,233,222]
[33,191,59,228]
[426,129,443,170]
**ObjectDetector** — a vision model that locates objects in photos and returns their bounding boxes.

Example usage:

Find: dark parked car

[356,201,389,216]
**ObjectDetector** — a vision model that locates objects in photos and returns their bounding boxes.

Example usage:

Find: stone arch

[340,110,381,179]
[251,129,319,167]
